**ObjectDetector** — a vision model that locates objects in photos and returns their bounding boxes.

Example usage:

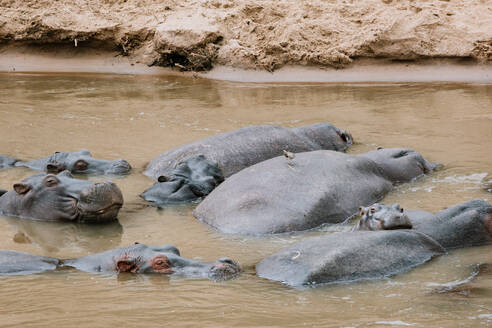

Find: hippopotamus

[0,244,241,280]
[194,148,439,235]
[0,171,123,222]
[354,200,492,249]
[256,230,445,287]
[144,121,352,181]
[14,150,131,175]
[0,154,17,169]
[141,155,224,205]
[63,243,241,279]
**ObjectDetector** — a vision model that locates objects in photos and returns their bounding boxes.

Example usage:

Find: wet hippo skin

[0,250,59,275]
[256,230,445,287]
[354,200,492,249]
[0,171,123,223]
[194,148,439,235]
[144,123,353,180]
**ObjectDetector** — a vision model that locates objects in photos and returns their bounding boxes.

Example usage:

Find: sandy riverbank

[0,0,491,80]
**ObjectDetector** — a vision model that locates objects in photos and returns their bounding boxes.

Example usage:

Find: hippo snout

[208,257,241,280]
[78,182,124,222]
[108,159,132,175]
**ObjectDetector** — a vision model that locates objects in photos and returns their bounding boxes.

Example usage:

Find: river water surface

[0,73,490,327]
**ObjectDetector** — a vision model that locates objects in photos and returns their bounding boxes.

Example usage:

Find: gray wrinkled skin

[353,203,413,231]
[0,154,17,169]
[0,250,59,275]
[15,150,131,175]
[256,230,445,287]
[353,200,492,250]
[0,171,123,222]
[144,123,353,180]
[408,200,492,249]
[62,243,241,280]
[194,148,439,235]
[141,155,224,205]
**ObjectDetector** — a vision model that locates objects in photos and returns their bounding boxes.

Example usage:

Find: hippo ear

[116,259,138,273]
[79,150,92,156]
[391,204,400,210]
[13,183,31,195]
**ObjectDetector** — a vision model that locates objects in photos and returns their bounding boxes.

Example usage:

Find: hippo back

[194,150,393,234]
[409,200,492,249]
[256,230,445,287]
[144,123,350,179]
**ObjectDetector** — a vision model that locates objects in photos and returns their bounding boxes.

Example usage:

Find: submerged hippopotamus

[14,150,131,175]
[355,200,492,249]
[0,171,123,222]
[142,123,352,205]
[194,148,439,235]
[0,154,17,169]
[141,155,224,205]
[0,243,241,280]
[256,230,445,287]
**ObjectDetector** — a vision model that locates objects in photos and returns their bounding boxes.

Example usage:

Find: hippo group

[0,122,490,289]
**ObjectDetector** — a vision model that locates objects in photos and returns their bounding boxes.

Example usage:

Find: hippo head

[16,150,132,175]
[141,155,224,205]
[293,123,353,151]
[0,171,123,222]
[64,243,241,280]
[362,148,441,184]
[353,203,413,231]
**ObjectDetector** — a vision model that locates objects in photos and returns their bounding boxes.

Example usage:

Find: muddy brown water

[0,73,491,327]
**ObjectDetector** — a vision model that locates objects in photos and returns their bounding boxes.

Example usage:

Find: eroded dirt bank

[0,0,491,73]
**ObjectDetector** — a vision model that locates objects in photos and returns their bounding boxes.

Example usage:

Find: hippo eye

[44,176,59,187]
[370,207,376,214]
[74,160,88,171]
